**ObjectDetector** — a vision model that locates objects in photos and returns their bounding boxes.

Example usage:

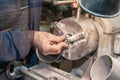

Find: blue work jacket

[0,0,43,73]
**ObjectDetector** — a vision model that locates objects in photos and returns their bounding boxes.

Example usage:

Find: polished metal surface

[91,55,120,80]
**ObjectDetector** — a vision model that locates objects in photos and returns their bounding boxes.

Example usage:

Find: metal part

[36,49,63,63]
[13,63,81,80]
[79,0,120,18]
[70,57,94,80]
[114,34,120,55]
[54,16,99,60]
[90,55,120,80]
[25,63,81,80]
[53,0,74,5]
[66,32,85,44]
[94,18,114,57]
[5,61,23,80]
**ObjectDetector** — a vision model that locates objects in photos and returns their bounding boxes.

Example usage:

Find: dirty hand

[29,31,68,56]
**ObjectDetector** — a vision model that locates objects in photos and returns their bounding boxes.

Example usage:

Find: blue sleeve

[0,29,31,63]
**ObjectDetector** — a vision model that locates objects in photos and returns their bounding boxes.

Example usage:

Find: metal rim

[36,49,62,63]
[79,0,120,18]
[90,55,113,80]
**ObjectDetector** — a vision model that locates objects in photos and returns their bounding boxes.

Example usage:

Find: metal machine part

[36,49,63,63]
[53,0,74,5]
[6,63,82,80]
[5,0,120,80]
[79,0,120,18]
[54,16,99,60]
[22,63,81,80]
[113,34,120,55]
[90,55,120,80]
[5,61,23,80]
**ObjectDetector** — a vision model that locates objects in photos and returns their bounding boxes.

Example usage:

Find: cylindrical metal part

[53,0,74,5]
[90,55,120,80]
[36,49,62,63]
[54,16,99,60]
[21,63,81,80]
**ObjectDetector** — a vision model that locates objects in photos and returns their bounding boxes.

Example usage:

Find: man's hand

[32,31,68,55]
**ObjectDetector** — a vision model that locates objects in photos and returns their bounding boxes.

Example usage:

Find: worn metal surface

[91,55,120,80]
[106,15,120,59]
[94,15,120,57]
[89,14,120,80]
[54,16,99,60]
[113,34,120,55]
[108,15,120,32]
[19,63,81,80]
[94,18,114,57]
[36,49,62,63]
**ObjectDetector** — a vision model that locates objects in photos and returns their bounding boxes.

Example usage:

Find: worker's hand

[71,0,79,8]
[32,31,68,55]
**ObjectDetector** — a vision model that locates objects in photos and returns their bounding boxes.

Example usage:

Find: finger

[43,51,61,55]
[51,35,66,43]
[43,42,68,55]
[57,42,68,49]
[47,42,68,52]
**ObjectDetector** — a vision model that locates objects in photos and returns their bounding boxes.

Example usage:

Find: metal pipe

[53,0,75,5]
[90,55,120,80]
[76,7,81,21]
[94,18,114,57]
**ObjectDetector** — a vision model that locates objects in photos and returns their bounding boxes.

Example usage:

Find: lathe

[6,0,120,80]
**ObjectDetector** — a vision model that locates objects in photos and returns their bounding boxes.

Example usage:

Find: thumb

[56,42,68,53]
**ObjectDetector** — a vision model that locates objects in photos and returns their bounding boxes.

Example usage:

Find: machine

[6,0,120,80]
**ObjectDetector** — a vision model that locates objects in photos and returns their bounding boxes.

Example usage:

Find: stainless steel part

[19,63,81,80]
[66,32,85,43]
[90,55,120,80]
[79,0,120,18]
[36,49,63,63]
[54,16,99,60]
[53,0,74,5]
